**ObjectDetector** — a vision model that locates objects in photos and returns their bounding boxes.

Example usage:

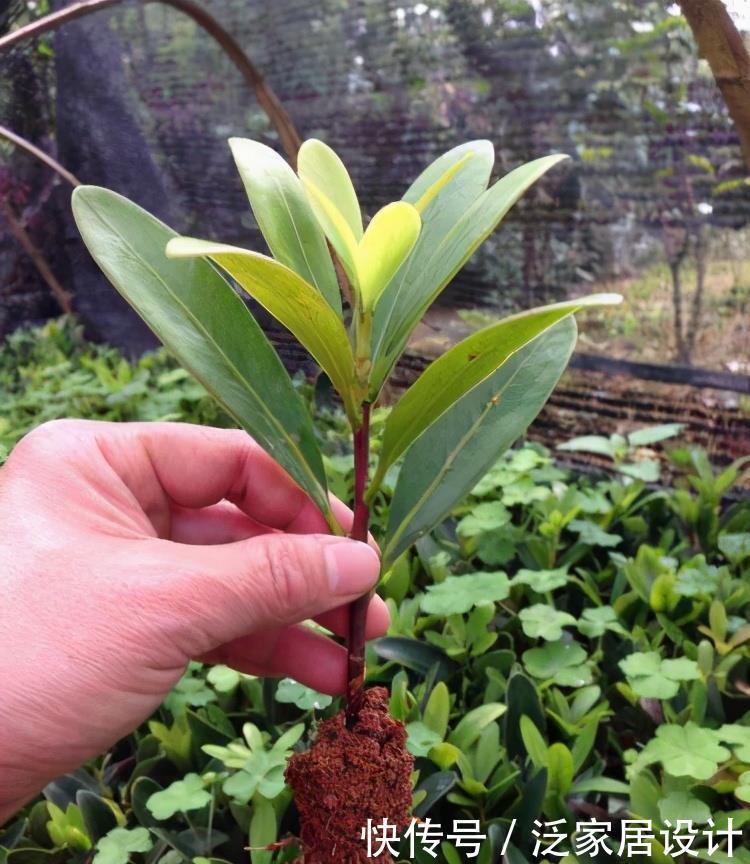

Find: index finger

[93,421,341,535]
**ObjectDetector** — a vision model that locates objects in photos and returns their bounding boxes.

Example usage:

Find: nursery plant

[71,137,620,862]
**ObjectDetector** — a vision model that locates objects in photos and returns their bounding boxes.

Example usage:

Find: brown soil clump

[285,686,414,863]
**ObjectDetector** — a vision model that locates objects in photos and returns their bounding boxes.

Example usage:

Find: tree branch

[0,0,302,165]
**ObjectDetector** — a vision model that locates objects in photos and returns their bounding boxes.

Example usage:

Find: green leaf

[577,606,627,639]
[145,774,211,820]
[717,725,750,761]
[658,791,711,825]
[628,424,684,447]
[402,140,493,209]
[93,828,152,864]
[71,186,331,521]
[357,202,420,310]
[297,139,362,241]
[522,641,587,680]
[718,532,750,563]
[519,716,548,768]
[370,154,575,394]
[557,434,621,458]
[546,743,574,799]
[619,652,700,699]
[420,571,510,615]
[249,796,276,864]
[411,151,478,214]
[629,723,730,780]
[449,704,507,751]
[519,605,576,641]
[569,519,621,548]
[423,682,451,740]
[165,238,359,420]
[206,665,242,694]
[382,319,578,565]
[406,721,443,757]
[275,678,332,711]
[228,138,341,314]
[373,295,619,493]
[510,566,569,593]
[457,501,511,538]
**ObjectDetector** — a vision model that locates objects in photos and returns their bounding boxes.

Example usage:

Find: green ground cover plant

[0,319,749,863]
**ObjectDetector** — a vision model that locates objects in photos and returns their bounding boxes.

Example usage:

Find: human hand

[0,420,385,823]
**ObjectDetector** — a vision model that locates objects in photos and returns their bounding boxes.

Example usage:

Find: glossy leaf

[374,295,618,495]
[165,238,359,420]
[357,202,421,310]
[228,138,341,314]
[298,138,362,239]
[299,179,360,285]
[71,186,332,520]
[370,154,571,395]
[249,796,276,864]
[412,151,478,214]
[402,139,494,210]
[382,319,577,566]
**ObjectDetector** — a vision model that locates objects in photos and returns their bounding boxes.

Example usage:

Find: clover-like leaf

[718,725,750,762]
[511,566,569,593]
[577,606,628,639]
[146,773,211,820]
[658,791,711,825]
[629,723,729,780]
[522,641,587,682]
[736,771,750,804]
[93,827,153,864]
[420,571,510,616]
[457,501,511,539]
[568,519,621,548]
[719,532,750,564]
[619,652,700,700]
[519,605,576,641]
[275,678,333,711]
[206,664,243,693]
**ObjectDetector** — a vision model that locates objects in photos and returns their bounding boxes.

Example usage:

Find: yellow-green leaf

[228,137,341,314]
[412,151,477,214]
[166,237,359,420]
[298,138,362,241]
[357,201,421,310]
[370,153,571,397]
[299,178,360,288]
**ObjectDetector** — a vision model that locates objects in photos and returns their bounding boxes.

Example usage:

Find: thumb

[145,533,381,659]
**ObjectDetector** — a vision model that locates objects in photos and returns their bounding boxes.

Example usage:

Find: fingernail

[325,539,381,595]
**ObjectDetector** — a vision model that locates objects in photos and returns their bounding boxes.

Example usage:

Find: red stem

[346,402,371,726]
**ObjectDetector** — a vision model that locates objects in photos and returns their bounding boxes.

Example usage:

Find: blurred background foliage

[1,0,749,370]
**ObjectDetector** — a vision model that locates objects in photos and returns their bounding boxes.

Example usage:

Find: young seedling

[72,137,620,862]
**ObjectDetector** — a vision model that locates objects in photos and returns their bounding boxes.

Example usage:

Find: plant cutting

[71,136,620,862]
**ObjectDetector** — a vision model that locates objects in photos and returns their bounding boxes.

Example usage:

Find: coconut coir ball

[285,686,414,863]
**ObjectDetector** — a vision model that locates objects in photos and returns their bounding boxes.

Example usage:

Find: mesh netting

[1,0,749,369]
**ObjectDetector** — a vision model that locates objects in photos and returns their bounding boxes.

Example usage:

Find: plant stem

[346,401,371,727]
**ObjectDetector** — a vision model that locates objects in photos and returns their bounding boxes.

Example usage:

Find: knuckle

[9,418,85,463]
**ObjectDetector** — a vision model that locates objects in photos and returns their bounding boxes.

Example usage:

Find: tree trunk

[679,0,750,171]
[687,225,708,359]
